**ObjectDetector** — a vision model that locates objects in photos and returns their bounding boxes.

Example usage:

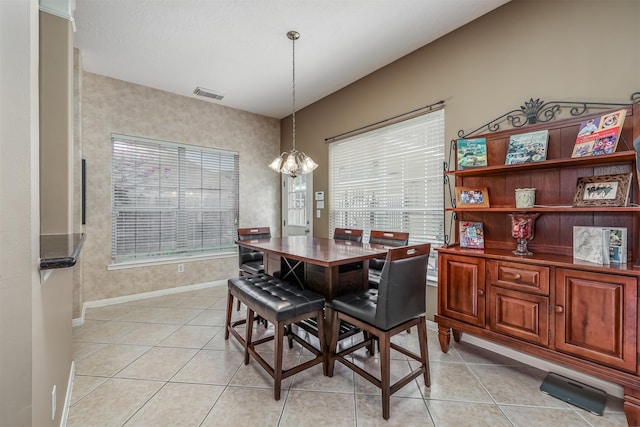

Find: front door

[282,173,313,236]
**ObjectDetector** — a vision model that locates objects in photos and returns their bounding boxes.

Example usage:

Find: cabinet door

[489,286,549,346]
[439,254,485,327]
[555,269,637,372]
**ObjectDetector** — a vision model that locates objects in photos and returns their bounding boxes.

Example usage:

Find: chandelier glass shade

[269,30,317,178]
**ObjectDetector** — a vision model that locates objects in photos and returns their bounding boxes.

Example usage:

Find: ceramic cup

[515,188,536,208]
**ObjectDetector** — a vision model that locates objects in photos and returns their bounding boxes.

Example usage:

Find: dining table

[234,235,390,301]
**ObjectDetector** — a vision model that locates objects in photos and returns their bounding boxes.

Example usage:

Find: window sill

[107,251,236,270]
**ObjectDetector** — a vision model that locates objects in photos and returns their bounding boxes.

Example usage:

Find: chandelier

[268,30,318,178]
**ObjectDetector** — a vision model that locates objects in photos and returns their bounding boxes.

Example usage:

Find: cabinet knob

[512,273,521,280]
[478,289,485,296]
[554,305,564,313]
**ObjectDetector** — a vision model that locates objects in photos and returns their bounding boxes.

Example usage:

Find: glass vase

[509,213,540,256]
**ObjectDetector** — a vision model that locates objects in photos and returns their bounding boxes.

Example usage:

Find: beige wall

[280,0,639,321]
[35,11,75,426]
[78,72,281,309]
[0,0,39,425]
[284,0,640,239]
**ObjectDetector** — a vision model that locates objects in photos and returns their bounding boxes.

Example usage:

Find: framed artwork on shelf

[455,186,490,208]
[572,173,632,207]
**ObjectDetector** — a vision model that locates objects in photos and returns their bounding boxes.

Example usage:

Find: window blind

[111,134,239,263]
[329,109,445,277]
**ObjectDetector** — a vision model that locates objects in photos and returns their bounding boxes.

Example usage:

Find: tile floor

[69,284,629,426]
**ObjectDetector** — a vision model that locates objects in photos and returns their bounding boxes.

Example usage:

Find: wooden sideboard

[436,100,640,424]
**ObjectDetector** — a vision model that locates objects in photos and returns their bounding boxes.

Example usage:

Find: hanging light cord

[290,31,297,152]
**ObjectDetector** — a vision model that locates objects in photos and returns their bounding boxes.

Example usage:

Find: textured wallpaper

[77,72,281,313]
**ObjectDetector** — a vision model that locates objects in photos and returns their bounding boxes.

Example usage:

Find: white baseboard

[60,360,74,427]
[72,280,227,326]
[425,320,624,399]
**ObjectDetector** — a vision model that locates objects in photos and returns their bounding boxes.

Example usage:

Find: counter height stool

[327,244,431,420]
[225,273,327,400]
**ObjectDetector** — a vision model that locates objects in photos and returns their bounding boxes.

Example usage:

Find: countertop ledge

[40,233,85,270]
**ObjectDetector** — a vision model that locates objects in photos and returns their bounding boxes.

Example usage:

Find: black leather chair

[327,244,431,420]
[333,228,363,242]
[237,227,271,276]
[367,230,409,288]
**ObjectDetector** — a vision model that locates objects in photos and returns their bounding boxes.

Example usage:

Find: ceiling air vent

[193,87,224,101]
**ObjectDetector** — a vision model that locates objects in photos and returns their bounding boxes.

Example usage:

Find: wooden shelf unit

[436,103,640,425]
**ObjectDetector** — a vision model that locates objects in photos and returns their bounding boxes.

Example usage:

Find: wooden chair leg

[379,331,391,420]
[417,316,430,387]
[225,290,234,340]
[327,309,340,377]
[274,320,284,401]
[244,309,255,365]
[236,299,242,311]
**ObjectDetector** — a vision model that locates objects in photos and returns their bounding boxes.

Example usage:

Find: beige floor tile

[69,375,108,405]
[500,404,597,427]
[84,304,134,321]
[115,346,198,381]
[74,343,151,377]
[116,306,176,322]
[230,352,300,389]
[201,386,286,427]
[171,349,244,385]
[131,294,193,308]
[209,298,230,310]
[419,361,493,402]
[279,390,356,427]
[352,357,423,398]
[187,308,228,326]
[72,341,106,361]
[204,328,245,352]
[195,285,228,297]
[67,378,163,427]
[176,295,219,309]
[68,287,633,427]
[123,382,224,426]
[291,358,354,393]
[73,320,140,343]
[149,307,204,324]
[470,364,569,407]
[356,394,433,426]
[115,322,181,345]
[426,400,512,427]
[157,324,221,348]
[452,340,525,366]
[72,319,106,338]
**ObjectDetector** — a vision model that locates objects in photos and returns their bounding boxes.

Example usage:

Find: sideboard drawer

[488,260,549,295]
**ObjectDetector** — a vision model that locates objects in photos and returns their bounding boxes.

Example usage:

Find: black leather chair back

[333,228,363,242]
[374,244,430,330]
[368,230,409,271]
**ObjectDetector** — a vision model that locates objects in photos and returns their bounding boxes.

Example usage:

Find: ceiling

[73,0,510,119]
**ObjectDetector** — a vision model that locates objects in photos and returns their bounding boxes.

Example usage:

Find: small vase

[509,213,540,256]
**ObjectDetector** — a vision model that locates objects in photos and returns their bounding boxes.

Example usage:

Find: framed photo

[572,173,632,207]
[455,186,490,208]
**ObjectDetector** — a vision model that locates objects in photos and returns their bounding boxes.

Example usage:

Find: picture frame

[455,186,490,208]
[572,173,632,207]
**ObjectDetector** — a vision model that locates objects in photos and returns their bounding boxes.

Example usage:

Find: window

[111,134,239,263]
[329,109,445,279]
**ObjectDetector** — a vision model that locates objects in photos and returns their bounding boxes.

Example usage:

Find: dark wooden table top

[235,236,389,267]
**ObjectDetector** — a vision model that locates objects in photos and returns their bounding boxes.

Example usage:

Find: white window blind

[329,109,445,277]
[111,134,239,263]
